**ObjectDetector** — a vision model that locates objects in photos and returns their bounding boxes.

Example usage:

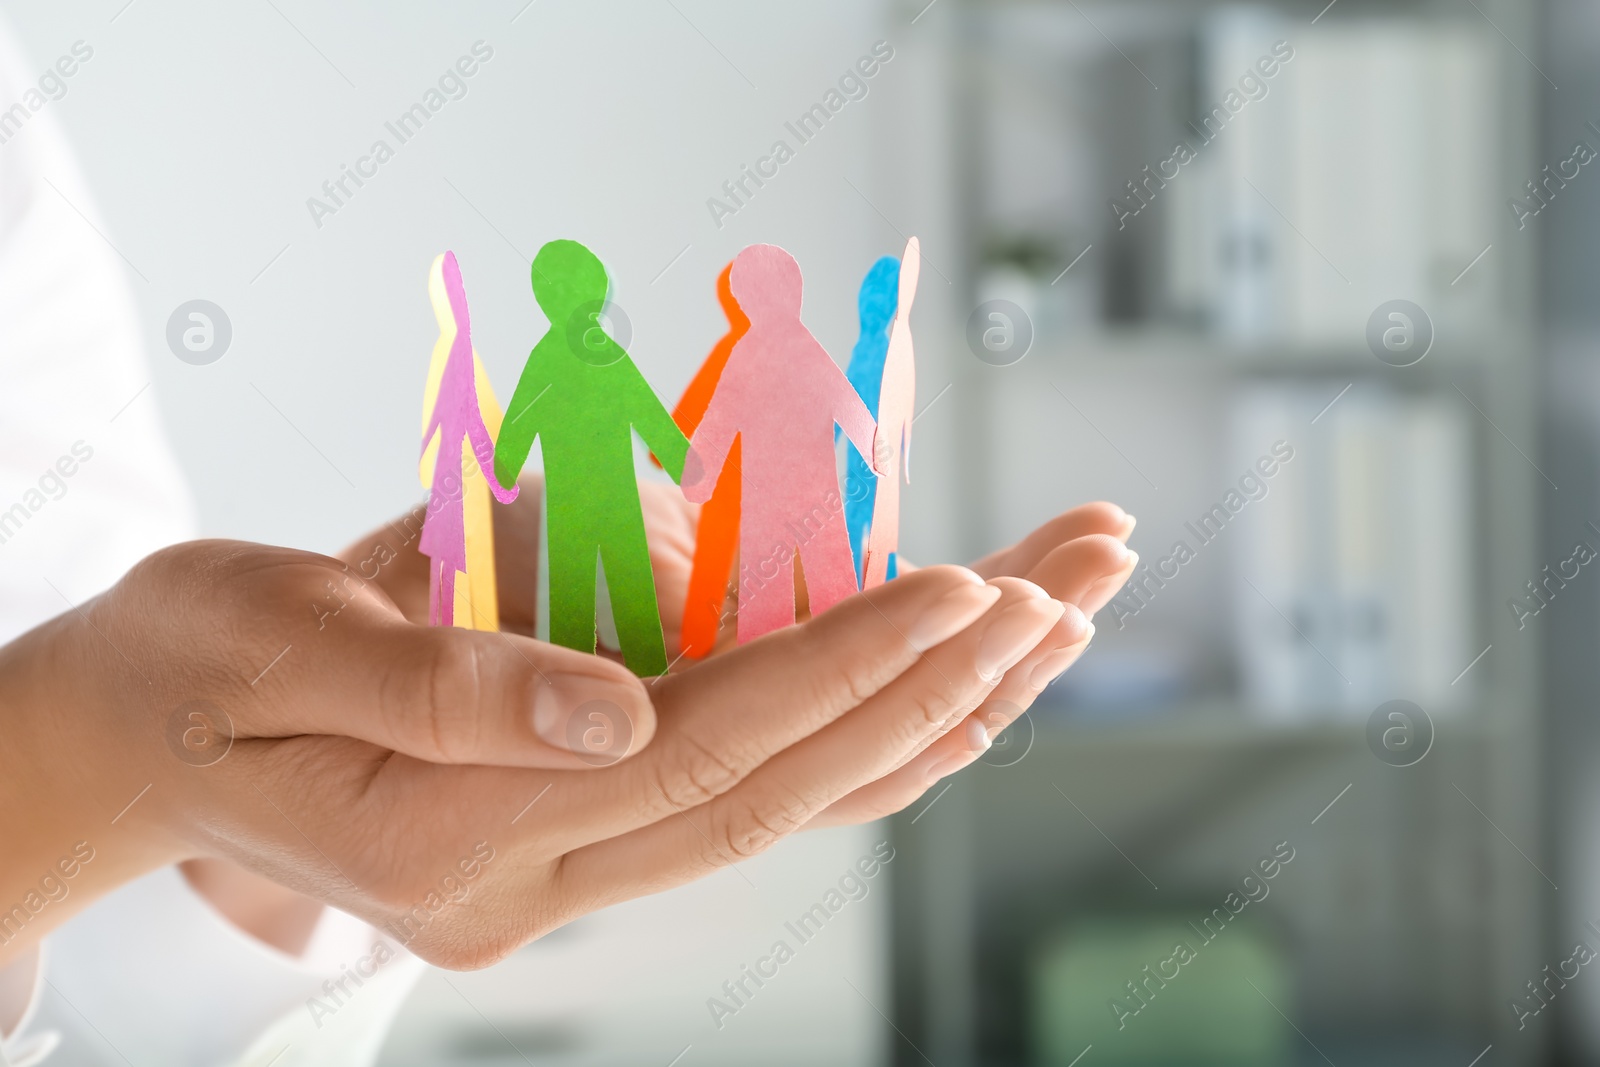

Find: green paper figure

[495,240,689,676]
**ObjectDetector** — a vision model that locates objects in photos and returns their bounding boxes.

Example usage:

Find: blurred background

[9,0,1598,1062]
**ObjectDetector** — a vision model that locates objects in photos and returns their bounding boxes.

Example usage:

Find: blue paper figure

[841,255,901,584]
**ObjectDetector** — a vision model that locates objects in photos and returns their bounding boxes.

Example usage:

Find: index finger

[969,501,1134,579]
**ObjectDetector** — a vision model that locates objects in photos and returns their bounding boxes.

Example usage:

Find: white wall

[5,0,929,554]
[2,2,949,1062]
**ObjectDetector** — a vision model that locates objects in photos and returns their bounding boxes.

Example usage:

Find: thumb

[263,619,657,769]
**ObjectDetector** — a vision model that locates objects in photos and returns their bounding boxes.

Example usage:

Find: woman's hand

[547,480,1138,825]
[357,477,1137,827]
[378,476,1135,829]
[0,533,1064,969]
[812,501,1137,825]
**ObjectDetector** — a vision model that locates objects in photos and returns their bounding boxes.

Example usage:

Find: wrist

[0,604,182,963]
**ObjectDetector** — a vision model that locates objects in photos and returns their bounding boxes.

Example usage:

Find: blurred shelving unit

[1033,330,1521,373]
[883,0,1545,1063]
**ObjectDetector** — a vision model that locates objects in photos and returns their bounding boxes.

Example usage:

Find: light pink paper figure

[684,244,878,643]
[862,237,919,589]
[420,252,519,627]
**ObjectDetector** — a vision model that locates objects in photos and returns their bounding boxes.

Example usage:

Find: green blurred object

[1031,915,1292,1067]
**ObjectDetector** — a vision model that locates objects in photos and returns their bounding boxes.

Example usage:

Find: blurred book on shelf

[1163,9,1497,347]
[1230,384,1474,719]
[967,6,1498,352]
[1190,6,1294,340]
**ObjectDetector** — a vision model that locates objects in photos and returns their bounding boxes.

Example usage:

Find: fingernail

[1120,513,1137,538]
[1030,623,1093,689]
[1125,550,1140,570]
[907,578,1002,652]
[532,678,639,765]
[966,716,992,752]
[976,598,1065,681]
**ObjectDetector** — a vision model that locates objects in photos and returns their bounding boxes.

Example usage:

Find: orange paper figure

[861,237,919,589]
[683,244,878,643]
[672,263,748,658]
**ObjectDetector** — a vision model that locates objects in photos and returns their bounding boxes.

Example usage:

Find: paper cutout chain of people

[664,262,747,659]
[682,244,880,645]
[861,237,919,589]
[417,238,916,673]
[842,254,901,586]
[418,251,520,629]
[494,239,690,676]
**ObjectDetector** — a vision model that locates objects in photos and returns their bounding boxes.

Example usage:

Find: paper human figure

[841,254,900,585]
[668,262,747,659]
[683,244,878,644]
[420,254,511,630]
[861,237,919,589]
[419,252,520,628]
[495,239,690,676]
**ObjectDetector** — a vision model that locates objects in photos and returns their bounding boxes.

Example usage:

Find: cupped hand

[4,530,1068,969]
[359,476,1139,828]
[812,501,1138,825]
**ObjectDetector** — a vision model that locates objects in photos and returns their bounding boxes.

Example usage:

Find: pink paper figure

[419,252,519,627]
[683,244,878,644]
[862,237,920,589]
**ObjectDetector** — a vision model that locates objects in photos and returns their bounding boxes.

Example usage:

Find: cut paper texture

[842,254,901,585]
[862,237,920,589]
[668,262,747,659]
[420,256,508,631]
[495,239,690,677]
[419,252,520,629]
[683,244,878,645]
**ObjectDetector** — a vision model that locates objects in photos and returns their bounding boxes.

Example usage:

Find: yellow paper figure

[420,253,507,630]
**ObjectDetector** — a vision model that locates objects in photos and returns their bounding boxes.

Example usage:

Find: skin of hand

[181,483,1136,952]
[814,502,1137,824]
[0,505,1071,970]
[376,476,1136,824]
